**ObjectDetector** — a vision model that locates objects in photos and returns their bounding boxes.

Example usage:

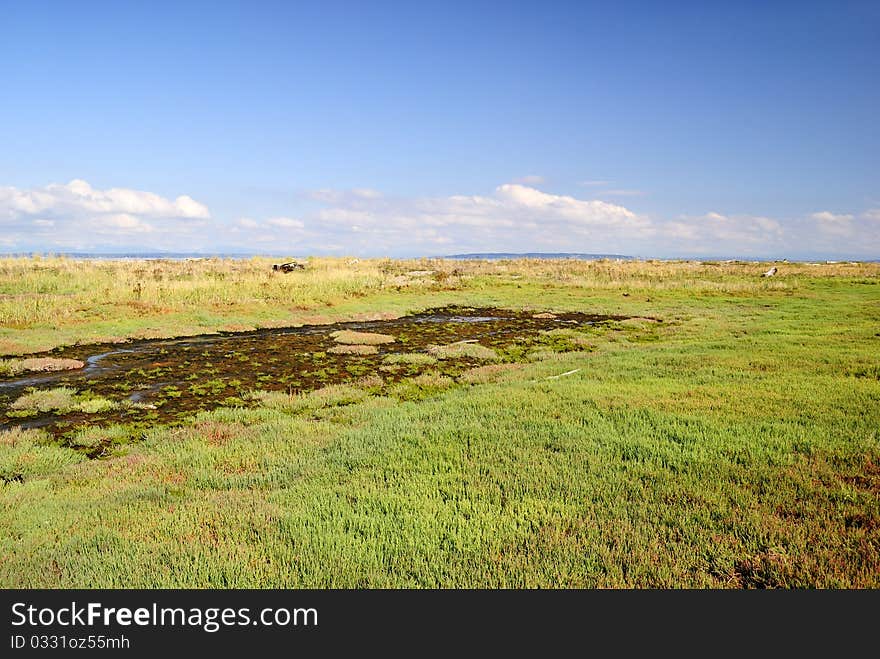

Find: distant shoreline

[0,251,876,263]
[442,252,633,260]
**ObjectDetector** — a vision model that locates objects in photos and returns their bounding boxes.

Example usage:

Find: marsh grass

[537,328,595,350]
[68,424,142,450]
[248,381,378,414]
[10,387,120,415]
[458,363,526,384]
[382,353,438,366]
[388,372,456,401]
[328,344,379,355]
[3,255,876,356]
[0,427,84,483]
[0,357,84,376]
[10,387,78,412]
[428,342,499,361]
[330,330,396,345]
[0,427,47,447]
[73,398,120,414]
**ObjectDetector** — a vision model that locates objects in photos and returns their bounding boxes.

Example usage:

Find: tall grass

[2,255,876,336]
[1,256,878,359]
[0,256,388,327]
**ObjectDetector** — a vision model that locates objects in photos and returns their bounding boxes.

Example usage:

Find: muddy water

[0,307,628,439]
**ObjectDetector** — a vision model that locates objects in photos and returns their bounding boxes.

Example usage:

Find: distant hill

[442,252,634,260]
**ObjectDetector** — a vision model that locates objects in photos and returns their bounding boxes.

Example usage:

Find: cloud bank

[1,179,878,258]
[303,183,652,254]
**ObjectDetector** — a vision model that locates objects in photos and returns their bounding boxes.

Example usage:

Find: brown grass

[0,357,84,376]
[330,330,396,345]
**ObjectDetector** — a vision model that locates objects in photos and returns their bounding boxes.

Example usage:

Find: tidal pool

[0,306,633,440]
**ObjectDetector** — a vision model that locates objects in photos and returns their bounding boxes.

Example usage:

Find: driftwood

[761,266,778,277]
[272,261,305,273]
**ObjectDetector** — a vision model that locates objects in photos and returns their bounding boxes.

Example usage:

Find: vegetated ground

[0,307,625,440]
[0,256,878,587]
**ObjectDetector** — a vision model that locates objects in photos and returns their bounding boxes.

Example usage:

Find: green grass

[427,342,499,361]
[0,429,86,484]
[382,353,438,366]
[0,259,878,587]
[387,372,456,401]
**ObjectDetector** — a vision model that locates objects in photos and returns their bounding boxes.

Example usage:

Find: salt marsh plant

[427,342,499,361]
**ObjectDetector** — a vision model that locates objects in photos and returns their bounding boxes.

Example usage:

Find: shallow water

[0,306,628,438]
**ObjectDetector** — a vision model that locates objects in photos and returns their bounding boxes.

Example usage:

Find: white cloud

[655,211,787,255]
[97,213,154,232]
[805,209,880,250]
[812,211,854,223]
[494,184,640,225]
[1,179,210,219]
[173,195,210,219]
[0,179,211,250]
[299,183,652,254]
[1,180,210,220]
[811,210,856,237]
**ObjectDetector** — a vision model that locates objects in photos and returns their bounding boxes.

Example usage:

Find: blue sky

[1,0,878,258]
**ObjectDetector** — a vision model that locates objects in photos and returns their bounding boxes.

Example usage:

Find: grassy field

[1,256,878,587]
